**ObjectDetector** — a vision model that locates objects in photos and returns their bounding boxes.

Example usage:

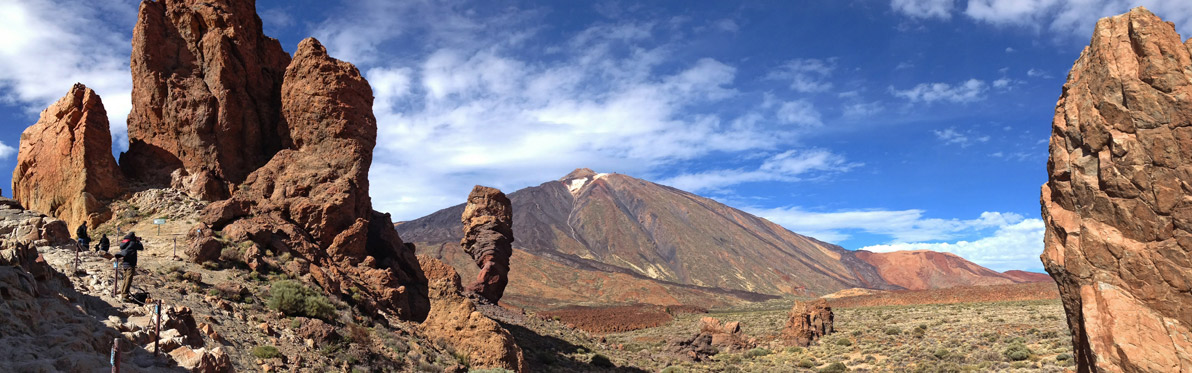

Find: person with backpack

[115,232,142,301]
[75,224,90,251]
[94,234,109,253]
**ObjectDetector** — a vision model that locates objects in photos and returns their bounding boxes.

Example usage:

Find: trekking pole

[173,238,177,260]
[112,260,119,298]
[153,300,161,357]
[111,337,119,372]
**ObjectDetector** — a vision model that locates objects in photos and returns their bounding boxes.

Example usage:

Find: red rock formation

[1042,7,1192,372]
[460,186,514,303]
[666,317,753,361]
[121,0,290,200]
[782,299,833,347]
[202,38,428,321]
[417,255,526,372]
[12,84,125,230]
[1001,270,1052,283]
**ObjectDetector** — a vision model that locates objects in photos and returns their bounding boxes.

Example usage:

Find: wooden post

[172,238,177,260]
[153,300,161,357]
[111,337,119,372]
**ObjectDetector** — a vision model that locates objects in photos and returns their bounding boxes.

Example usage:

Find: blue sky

[4,0,1192,272]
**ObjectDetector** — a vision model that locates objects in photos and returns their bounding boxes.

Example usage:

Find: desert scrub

[469,369,515,373]
[835,338,853,347]
[1003,343,1032,361]
[745,348,772,358]
[252,345,281,359]
[798,358,816,368]
[818,362,848,373]
[884,326,902,335]
[268,279,335,320]
[590,353,614,367]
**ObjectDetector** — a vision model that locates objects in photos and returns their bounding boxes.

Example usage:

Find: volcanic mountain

[398,168,901,308]
[852,250,1051,291]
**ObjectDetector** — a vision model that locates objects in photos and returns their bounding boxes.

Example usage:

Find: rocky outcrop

[666,317,753,361]
[1041,7,1192,372]
[201,38,428,321]
[782,299,833,347]
[460,186,514,303]
[853,250,1020,290]
[12,84,124,230]
[417,255,526,372]
[121,0,290,200]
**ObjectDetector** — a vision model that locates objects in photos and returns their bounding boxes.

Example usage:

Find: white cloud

[1005,47,1016,52]
[776,100,823,128]
[964,0,1059,25]
[934,127,990,147]
[1027,68,1051,78]
[859,218,1045,271]
[891,79,987,103]
[660,149,858,193]
[0,141,15,160]
[892,0,957,19]
[767,58,836,93]
[751,207,1025,244]
[992,77,1013,88]
[842,101,885,119]
[0,0,134,150]
[714,19,739,33]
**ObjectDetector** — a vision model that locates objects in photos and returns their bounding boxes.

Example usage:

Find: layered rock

[460,186,514,303]
[202,38,428,321]
[1042,7,1192,372]
[782,299,833,347]
[121,0,291,200]
[12,84,125,230]
[417,256,526,372]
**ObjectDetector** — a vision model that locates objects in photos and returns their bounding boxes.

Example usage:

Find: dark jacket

[117,233,142,268]
[76,224,90,241]
[96,235,110,252]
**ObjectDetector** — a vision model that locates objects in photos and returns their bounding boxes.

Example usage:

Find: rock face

[202,38,429,321]
[12,84,125,230]
[460,186,514,303]
[853,250,1022,290]
[666,317,753,361]
[782,299,833,347]
[1042,7,1192,372]
[121,0,291,200]
[417,255,526,372]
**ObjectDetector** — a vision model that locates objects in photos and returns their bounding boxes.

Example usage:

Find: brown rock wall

[1042,7,1192,372]
[460,186,514,303]
[417,255,526,372]
[782,299,833,347]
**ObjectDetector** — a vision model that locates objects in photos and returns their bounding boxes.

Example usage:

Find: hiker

[115,232,142,301]
[75,224,90,251]
[94,234,110,253]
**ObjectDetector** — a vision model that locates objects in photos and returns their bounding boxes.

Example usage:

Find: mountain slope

[853,250,1049,290]
[398,169,897,308]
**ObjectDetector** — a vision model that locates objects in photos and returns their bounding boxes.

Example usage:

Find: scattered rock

[1042,6,1192,372]
[121,0,291,200]
[417,256,526,372]
[666,317,753,361]
[294,317,340,347]
[12,84,124,230]
[170,346,232,373]
[460,186,514,303]
[782,299,833,347]
[161,306,204,348]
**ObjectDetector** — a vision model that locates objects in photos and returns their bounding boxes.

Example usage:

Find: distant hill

[853,250,1052,290]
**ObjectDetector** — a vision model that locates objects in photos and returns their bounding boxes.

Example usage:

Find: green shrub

[835,338,853,347]
[885,327,902,335]
[745,348,772,358]
[798,358,816,368]
[786,346,804,354]
[251,345,281,359]
[660,367,685,373]
[1056,353,1072,361]
[1003,343,1032,361]
[818,362,848,373]
[590,353,614,367]
[933,348,950,360]
[268,280,335,320]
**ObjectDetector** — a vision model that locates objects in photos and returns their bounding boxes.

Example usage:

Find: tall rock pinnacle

[13,83,125,230]
[460,186,515,303]
[1042,7,1192,372]
[121,0,291,200]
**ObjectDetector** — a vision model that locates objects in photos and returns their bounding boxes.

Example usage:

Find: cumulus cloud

[891,0,958,19]
[934,127,990,147]
[660,149,859,193]
[767,58,836,93]
[0,141,15,160]
[859,218,1045,271]
[776,100,823,128]
[0,0,134,149]
[891,79,987,103]
[751,207,1025,244]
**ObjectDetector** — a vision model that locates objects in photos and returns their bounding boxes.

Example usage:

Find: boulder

[200,38,428,321]
[121,0,291,200]
[782,299,833,347]
[417,255,526,372]
[1041,7,1192,372]
[666,317,752,361]
[460,186,514,303]
[12,84,124,230]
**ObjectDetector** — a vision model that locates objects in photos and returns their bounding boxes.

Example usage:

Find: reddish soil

[853,250,1020,290]
[1001,270,1052,283]
[539,304,708,334]
[826,282,1061,309]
